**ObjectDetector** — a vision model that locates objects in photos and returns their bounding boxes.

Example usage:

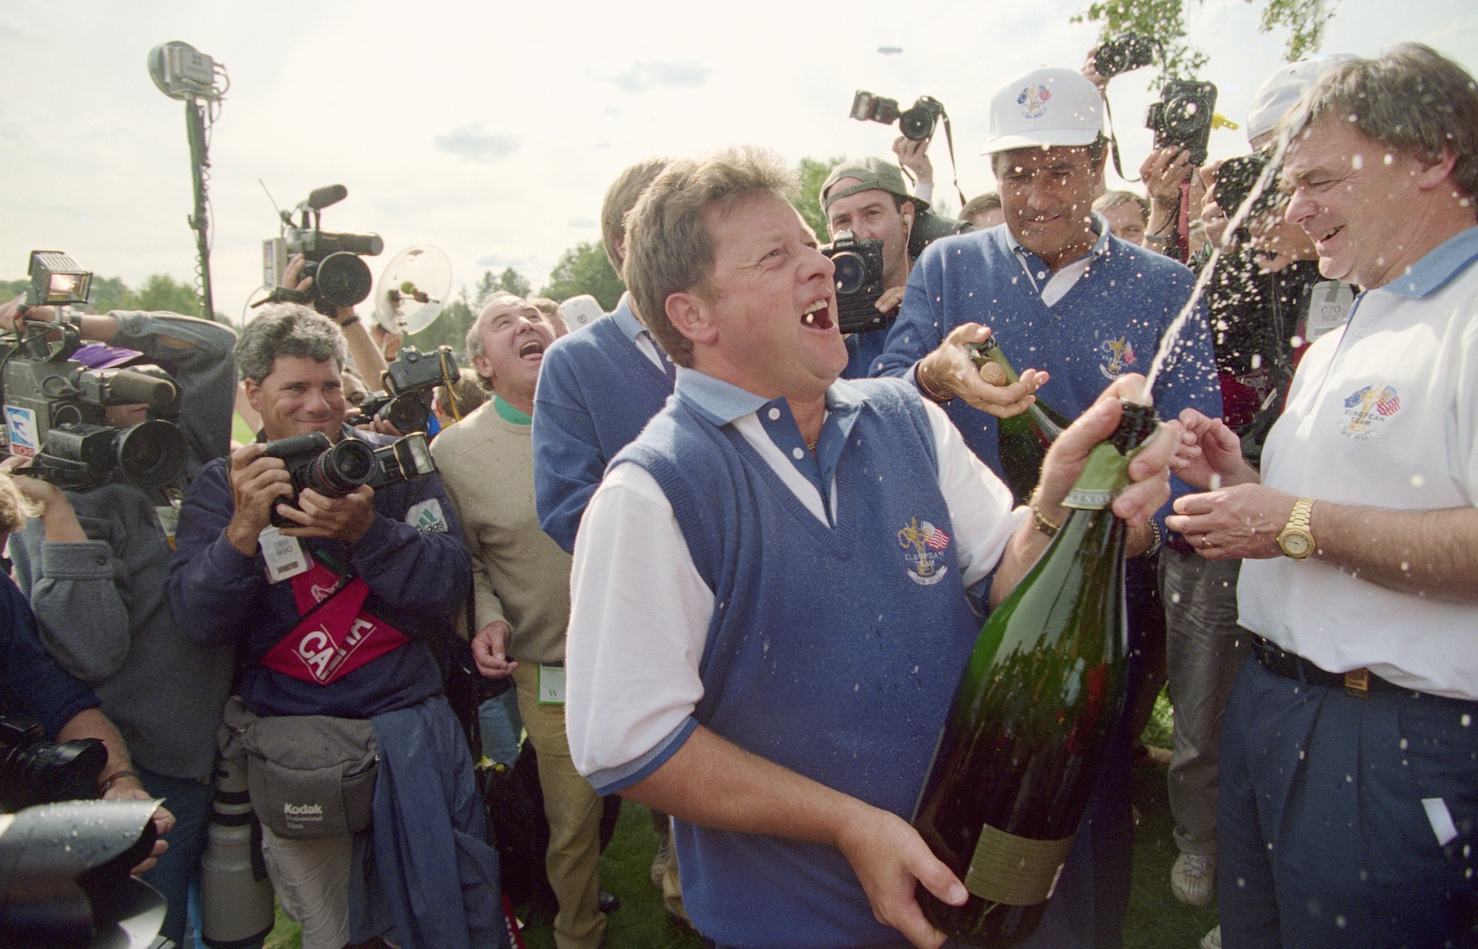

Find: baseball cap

[559,294,604,332]
[983,67,1104,154]
[1246,54,1358,145]
[820,157,910,211]
[71,342,145,369]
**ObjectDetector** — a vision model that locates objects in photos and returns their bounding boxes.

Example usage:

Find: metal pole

[185,96,215,320]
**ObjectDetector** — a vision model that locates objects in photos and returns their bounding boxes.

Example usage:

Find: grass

[261,692,1216,949]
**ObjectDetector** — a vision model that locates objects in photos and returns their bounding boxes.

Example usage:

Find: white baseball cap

[984,67,1104,155]
[1246,54,1358,145]
[559,294,604,332]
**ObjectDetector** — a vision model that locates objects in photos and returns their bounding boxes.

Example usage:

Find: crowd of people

[0,36,1474,949]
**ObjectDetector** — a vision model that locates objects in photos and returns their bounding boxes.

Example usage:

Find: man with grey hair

[170,303,505,949]
[1168,43,1478,948]
[434,294,612,949]
[563,146,1178,949]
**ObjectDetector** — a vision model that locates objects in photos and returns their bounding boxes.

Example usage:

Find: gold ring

[1202,536,1214,548]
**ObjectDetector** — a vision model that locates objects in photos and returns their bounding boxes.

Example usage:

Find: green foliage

[497,267,531,299]
[539,241,624,312]
[85,276,131,313]
[1074,0,1329,79]
[793,155,844,240]
[404,296,476,355]
[128,273,203,316]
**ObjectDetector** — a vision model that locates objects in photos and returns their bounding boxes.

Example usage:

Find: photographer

[168,303,503,949]
[819,156,970,379]
[0,295,236,945]
[0,472,172,876]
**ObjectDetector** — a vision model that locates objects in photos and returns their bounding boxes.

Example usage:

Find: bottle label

[964,822,1075,905]
[1063,441,1135,510]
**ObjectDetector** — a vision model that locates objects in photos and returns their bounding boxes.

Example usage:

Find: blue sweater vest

[617,378,980,949]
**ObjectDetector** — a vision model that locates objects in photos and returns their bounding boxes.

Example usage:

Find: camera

[1094,33,1156,78]
[264,184,384,309]
[851,91,945,142]
[262,430,437,522]
[0,715,107,812]
[1214,153,1282,219]
[2,254,189,491]
[821,231,888,334]
[354,345,460,434]
[1146,80,1219,167]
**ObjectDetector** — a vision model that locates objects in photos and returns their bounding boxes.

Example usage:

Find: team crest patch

[1337,383,1401,439]
[1017,84,1052,119]
[898,517,951,586]
[1098,337,1137,379]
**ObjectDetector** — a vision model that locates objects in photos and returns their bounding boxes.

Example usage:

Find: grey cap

[820,157,910,211]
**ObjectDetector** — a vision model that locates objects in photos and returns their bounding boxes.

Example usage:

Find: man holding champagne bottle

[562,147,1178,949]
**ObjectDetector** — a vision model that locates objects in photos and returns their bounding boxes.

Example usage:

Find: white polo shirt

[1238,226,1478,700]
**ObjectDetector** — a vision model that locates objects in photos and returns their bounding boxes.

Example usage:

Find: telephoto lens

[200,753,275,949]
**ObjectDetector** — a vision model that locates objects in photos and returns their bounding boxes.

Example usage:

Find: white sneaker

[650,828,674,889]
[1200,924,1221,949]
[1171,852,1217,907]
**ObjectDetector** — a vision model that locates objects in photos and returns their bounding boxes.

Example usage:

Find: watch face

[1280,531,1313,558]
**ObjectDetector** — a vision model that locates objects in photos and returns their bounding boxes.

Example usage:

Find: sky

[2,0,1476,327]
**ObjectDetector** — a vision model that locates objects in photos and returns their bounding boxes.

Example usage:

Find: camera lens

[314,252,374,308]
[830,251,868,296]
[383,393,431,434]
[899,105,937,142]
[305,438,376,497]
[116,419,189,489]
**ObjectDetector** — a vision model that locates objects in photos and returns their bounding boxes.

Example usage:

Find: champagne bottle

[968,338,1072,506]
[912,400,1157,946]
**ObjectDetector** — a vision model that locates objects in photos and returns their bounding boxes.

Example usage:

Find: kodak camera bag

[222,695,378,839]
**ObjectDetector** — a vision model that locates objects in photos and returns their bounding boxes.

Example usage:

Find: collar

[1004,211,1112,270]
[493,395,532,426]
[673,368,868,427]
[1380,225,1478,299]
[610,293,646,343]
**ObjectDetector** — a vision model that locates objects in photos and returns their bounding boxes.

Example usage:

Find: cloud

[601,61,710,94]
[567,216,597,228]
[433,123,520,163]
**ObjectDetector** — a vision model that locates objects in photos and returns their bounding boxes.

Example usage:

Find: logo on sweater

[406,498,448,534]
[898,517,951,586]
[1338,383,1401,440]
[1098,337,1137,379]
[1017,84,1052,119]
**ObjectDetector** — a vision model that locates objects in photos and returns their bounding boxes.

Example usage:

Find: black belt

[1250,634,1401,699]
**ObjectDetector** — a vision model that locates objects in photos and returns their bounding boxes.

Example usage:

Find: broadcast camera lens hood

[0,799,167,949]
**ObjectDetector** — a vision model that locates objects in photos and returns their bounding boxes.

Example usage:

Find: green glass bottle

[969,338,1072,506]
[912,400,1158,947]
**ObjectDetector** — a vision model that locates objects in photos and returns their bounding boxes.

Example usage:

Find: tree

[1075,0,1331,79]
[127,274,203,317]
[497,267,531,299]
[793,155,845,240]
[539,242,624,312]
[405,295,476,356]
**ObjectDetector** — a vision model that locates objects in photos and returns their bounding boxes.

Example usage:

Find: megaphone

[373,246,453,336]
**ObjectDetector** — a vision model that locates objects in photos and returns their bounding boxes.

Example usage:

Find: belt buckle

[1344,668,1370,699]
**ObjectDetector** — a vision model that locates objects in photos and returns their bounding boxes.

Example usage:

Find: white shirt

[565,372,1027,785]
[1238,227,1478,700]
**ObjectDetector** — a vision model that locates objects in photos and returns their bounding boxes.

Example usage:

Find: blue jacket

[168,427,471,718]
[531,297,674,552]
[0,573,98,738]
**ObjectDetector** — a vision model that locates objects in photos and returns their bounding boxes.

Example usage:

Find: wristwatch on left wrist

[1276,497,1316,560]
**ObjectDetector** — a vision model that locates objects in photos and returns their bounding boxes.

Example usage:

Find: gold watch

[1276,497,1316,560]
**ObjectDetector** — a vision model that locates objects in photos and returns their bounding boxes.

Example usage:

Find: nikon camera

[354,345,460,434]
[820,231,887,334]
[263,431,436,524]
[1146,80,1219,167]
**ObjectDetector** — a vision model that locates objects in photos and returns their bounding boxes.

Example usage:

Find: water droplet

[1463,714,1473,727]
[1399,738,1409,750]
[1384,153,1395,165]
[1410,474,1425,487]
[1351,154,1364,171]
[1336,915,1347,929]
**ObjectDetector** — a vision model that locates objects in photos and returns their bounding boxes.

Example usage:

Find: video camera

[820,231,888,334]
[851,91,945,142]
[262,430,436,524]
[354,345,460,433]
[1,252,189,491]
[263,184,384,309]
[1146,80,1219,167]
